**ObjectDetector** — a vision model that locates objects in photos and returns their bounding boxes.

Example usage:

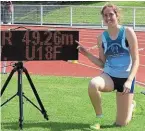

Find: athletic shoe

[128,100,136,123]
[90,123,100,130]
[132,100,136,118]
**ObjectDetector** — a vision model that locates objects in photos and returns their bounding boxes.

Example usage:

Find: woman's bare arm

[126,27,139,81]
[76,35,106,69]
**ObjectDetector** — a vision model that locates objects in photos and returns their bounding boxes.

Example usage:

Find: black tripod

[0,62,48,129]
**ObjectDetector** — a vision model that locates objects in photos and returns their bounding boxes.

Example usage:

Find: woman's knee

[88,77,101,91]
[88,73,114,92]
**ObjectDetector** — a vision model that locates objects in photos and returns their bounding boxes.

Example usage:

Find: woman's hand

[75,40,104,68]
[75,40,89,57]
[122,79,132,94]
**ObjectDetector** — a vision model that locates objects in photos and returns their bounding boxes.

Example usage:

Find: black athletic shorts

[109,75,135,93]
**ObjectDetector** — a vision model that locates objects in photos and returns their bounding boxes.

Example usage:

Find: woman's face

[102,7,118,27]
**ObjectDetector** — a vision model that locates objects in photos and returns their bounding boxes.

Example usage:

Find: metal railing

[1,5,145,30]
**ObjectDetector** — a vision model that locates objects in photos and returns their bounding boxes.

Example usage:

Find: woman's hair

[101,3,121,23]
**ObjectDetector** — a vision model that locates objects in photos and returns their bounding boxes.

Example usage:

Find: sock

[96,114,103,118]
[96,114,103,125]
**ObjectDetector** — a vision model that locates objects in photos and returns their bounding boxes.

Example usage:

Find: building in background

[1,1,13,74]
[1,1,13,24]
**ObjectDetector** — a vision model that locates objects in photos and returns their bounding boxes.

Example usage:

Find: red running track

[1,25,145,86]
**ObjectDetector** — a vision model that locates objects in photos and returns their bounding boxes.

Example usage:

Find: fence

[1,5,145,30]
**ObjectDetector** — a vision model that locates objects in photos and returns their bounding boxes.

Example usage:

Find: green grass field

[67,1,145,6]
[15,1,145,25]
[42,1,145,25]
[1,74,145,131]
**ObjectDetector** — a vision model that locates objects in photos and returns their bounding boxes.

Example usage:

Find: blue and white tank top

[102,26,132,78]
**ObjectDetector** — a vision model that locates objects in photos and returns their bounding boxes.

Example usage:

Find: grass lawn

[15,1,145,25]
[1,74,145,131]
[42,2,145,25]
[68,1,145,7]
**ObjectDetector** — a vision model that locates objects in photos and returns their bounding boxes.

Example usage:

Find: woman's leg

[116,92,134,126]
[88,73,114,115]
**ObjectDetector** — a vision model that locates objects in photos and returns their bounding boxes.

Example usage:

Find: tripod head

[13,61,24,69]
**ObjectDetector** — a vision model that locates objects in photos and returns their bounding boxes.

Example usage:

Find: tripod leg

[1,67,17,96]
[18,69,23,129]
[23,67,48,120]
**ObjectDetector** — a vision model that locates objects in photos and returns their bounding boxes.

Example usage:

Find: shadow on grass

[2,121,89,131]
[2,121,119,131]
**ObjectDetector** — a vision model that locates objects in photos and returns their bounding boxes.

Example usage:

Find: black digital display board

[1,30,79,61]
